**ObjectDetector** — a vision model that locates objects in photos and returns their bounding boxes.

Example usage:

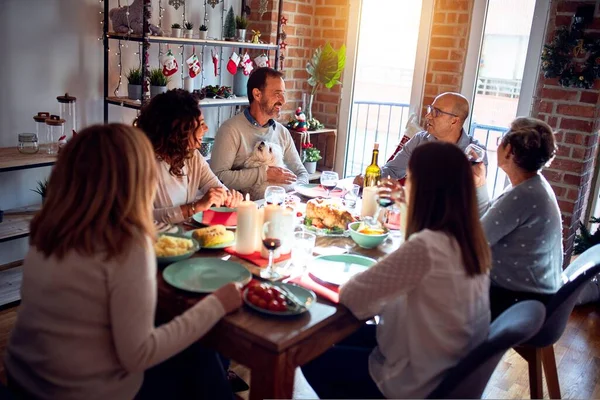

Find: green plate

[182,230,235,249]
[163,258,252,293]
[192,207,237,229]
[155,233,200,264]
[243,282,316,316]
[309,254,376,287]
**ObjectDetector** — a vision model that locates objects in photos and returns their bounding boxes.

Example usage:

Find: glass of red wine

[320,171,339,198]
[465,143,485,165]
[264,186,286,206]
[260,221,283,280]
[364,177,396,227]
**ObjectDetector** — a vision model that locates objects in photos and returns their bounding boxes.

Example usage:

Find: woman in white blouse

[135,89,243,224]
[5,124,242,400]
[302,141,492,399]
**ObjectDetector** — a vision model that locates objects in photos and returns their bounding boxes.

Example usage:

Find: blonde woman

[4,124,241,400]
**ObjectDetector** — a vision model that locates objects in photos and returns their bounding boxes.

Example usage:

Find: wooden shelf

[290,129,337,170]
[0,205,40,243]
[107,95,249,110]
[0,147,56,173]
[106,32,279,50]
[0,266,22,310]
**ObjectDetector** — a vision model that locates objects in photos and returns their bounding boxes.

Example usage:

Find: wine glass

[364,177,397,227]
[320,171,339,198]
[264,186,286,206]
[465,143,485,165]
[261,221,283,280]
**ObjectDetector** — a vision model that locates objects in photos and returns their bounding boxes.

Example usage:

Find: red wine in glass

[322,182,337,191]
[262,238,282,251]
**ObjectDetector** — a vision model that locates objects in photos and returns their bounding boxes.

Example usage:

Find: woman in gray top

[474,117,562,319]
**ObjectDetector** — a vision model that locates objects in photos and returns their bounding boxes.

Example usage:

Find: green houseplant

[171,23,182,38]
[126,67,142,100]
[31,178,49,202]
[235,15,248,41]
[199,24,208,39]
[149,68,170,98]
[184,22,194,38]
[305,43,347,120]
[302,143,321,174]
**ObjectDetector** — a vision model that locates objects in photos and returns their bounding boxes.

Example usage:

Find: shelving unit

[0,147,56,173]
[102,1,284,121]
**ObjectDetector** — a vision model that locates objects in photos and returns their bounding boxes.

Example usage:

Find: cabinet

[102,1,283,121]
[290,128,337,181]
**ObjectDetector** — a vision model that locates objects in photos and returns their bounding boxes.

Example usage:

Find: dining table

[156,187,404,400]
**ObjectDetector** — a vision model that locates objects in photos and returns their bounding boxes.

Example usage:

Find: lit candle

[261,204,283,259]
[361,186,378,218]
[235,193,257,255]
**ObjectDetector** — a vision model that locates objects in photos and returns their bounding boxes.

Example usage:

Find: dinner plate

[163,258,251,293]
[294,183,345,199]
[155,233,200,264]
[182,230,235,249]
[309,254,376,287]
[192,206,237,229]
[243,282,316,317]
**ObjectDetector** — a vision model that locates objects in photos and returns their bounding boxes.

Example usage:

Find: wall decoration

[168,0,184,10]
[207,0,221,8]
[257,0,268,18]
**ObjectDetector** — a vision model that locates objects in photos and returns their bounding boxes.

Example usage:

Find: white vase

[171,28,181,38]
[199,30,208,39]
[184,29,193,38]
[304,161,317,174]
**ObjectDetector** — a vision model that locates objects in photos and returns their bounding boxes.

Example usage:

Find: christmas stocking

[186,54,201,78]
[227,52,241,75]
[162,49,178,77]
[253,54,270,68]
[240,53,253,75]
[211,49,219,76]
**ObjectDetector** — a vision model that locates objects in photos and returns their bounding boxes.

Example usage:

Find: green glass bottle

[364,143,381,187]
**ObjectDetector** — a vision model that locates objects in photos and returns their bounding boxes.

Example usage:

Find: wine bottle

[364,143,381,187]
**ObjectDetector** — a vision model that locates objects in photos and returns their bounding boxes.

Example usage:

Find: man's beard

[259,99,282,118]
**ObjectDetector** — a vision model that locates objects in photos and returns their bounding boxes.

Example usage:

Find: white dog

[244,141,292,199]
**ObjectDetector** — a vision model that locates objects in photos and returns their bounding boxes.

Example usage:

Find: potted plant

[31,178,49,203]
[199,24,208,39]
[306,43,347,120]
[223,6,236,41]
[149,68,170,98]
[184,22,194,38]
[235,15,249,41]
[171,23,182,38]
[302,143,321,174]
[574,217,600,257]
[126,67,142,100]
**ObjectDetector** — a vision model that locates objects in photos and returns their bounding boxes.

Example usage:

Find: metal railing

[344,99,509,197]
[476,77,522,99]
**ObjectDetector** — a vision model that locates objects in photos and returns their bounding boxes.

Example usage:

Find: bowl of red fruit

[243,282,315,316]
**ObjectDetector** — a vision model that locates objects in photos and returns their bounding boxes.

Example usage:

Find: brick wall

[532,0,600,262]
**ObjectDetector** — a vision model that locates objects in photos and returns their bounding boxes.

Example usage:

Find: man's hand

[197,187,228,210]
[353,174,364,187]
[266,166,297,184]
[224,189,243,207]
[472,162,487,188]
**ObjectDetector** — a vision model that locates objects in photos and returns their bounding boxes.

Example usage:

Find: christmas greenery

[224,6,236,39]
[302,143,322,163]
[574,217,600,255]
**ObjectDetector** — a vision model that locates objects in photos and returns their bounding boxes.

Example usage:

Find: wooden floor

[0,304,598,399]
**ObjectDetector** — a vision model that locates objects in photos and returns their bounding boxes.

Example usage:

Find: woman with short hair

[4,124,241,400]
[303,141,491,399]
[474,116,562,319]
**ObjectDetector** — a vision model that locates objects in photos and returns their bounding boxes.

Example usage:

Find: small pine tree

[224,6,236,39]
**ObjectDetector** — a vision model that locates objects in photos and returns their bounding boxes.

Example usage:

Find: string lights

[98,0,104,41]
[114,40,124,96]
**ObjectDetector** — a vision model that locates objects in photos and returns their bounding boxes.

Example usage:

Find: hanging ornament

[168,0,184,10]
[280,16,288,25]
[211,49,219,76]
[257,0,268,18]
[279,42,287,50]
[254,54,270,68]
[162,49,178,77]
[207,0,220,9]
[187,54,201,78]
[227,52,241,75]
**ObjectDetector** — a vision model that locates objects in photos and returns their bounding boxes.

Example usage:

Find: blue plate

[155,233,200,264]
[243,282,316,316]
[309,254,376,286]
[163,258,252,293]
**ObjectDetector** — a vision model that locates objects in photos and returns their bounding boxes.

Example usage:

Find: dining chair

[426,300,546,399]
[515,244,600,399]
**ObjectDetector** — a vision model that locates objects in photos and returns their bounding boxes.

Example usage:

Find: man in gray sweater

[210,68,308,199]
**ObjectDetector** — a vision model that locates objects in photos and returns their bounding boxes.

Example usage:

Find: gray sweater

[210,112,308,199]
[480,174,563,294]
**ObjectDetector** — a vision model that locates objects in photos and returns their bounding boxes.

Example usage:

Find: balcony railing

[345,100,508,198]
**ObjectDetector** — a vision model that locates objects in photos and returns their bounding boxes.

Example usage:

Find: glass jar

[18,133,39,154]
[57,93,77,139]
[45,115,65,155]
[33,112,50,150]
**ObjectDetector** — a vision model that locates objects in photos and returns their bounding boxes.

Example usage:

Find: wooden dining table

[156,222,403,400]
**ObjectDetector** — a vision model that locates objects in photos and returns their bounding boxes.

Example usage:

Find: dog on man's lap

[244,141,294,200]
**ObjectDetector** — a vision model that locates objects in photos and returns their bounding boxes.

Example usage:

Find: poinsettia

[302,143,322,162]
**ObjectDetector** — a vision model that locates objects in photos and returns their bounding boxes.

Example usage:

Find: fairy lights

[98,0,104,41]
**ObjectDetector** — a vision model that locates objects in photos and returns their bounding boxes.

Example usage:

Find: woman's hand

[213,282,242,314]
[224,189,243,208]
[379,178,405,206]
[196,187,228,210]
[472,162,487,188]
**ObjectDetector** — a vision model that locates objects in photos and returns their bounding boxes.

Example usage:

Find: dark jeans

[302,324,385,399]
[490,284,554,321]
[136,341,234,400]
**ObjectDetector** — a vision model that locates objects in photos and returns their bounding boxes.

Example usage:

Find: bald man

[355,92,488,184]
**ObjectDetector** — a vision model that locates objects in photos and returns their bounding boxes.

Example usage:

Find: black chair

[515,244,600,399]
[427,300,546,399]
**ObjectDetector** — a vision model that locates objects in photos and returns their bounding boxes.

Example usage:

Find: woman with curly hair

[473,117,563,319]
[136,89,243,224]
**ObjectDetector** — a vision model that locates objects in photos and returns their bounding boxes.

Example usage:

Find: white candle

[254,207,265,252]
[235,193,257,255]
[361,186,378,218]
[279,208,294,255]
[261,204,283,259]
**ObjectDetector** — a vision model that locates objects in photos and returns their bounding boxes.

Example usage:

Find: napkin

[202,209,237,226]
[289,273,340,303]
[225,248,291,268]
